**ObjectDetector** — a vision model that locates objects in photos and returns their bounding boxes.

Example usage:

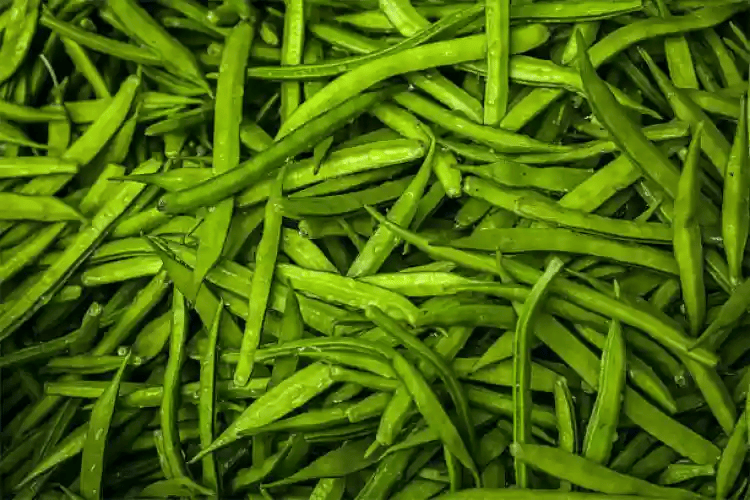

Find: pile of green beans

[1,0,750,499]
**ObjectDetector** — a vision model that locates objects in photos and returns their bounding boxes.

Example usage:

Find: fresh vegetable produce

[0,0,749,499]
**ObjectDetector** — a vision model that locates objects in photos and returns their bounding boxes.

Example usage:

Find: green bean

[232,435,297,492]
[483,0,510,125]
[657,463,714,485]
[513,121,690,165]
[197,300,221,492]
[310,136,335,175]
[463,56,661,118]
[40,11,161,64]
[237,343,397,379]
[0,119,48,149]
[269,287,304,389]
[265,438,378,487]
[454,198,491,229]
[615,52,672,116]
[108,0,209,94]
[92,267,171,355]
[512,257,563,486]
[0,5,12,32]
[45,377,267,404]
[191,362,335,459]
[345,392,392,424]
[357,447,417,500]
[298,215,374,239]
[281,228,338,273]
[155,0,226,36]
[673,125,706,336]
[477,420,512,467]
[17,411,136,489]
[282,176,414,217]
[443,491,696,500]
[0,193,85,222]
[79,165,127,217]
[385,411,490,460]
[158,291,188,480]
[451,228,678,275]
[62,38,110,100]
[500,5,739,132]
[298,165,413,200]
[578,37,683,205]
[0,99,65,122]
[0,303,100,369]
[158,90,387,213]
[80,351,131,500]
[367,204,717,366]
[114,168,211,193]
[278,35,490,136]
[238,138,425,206]
[148,238,244,348]
[253,5,484,81]
[432,150,462,199]
[575,324,677,414]
[193,21,251,293]
[492,281,718,464]
[703,28,744,88]
[347,131,434,276]
[329,365,399,392]
[629,445,679,479]
[256,403,352,433]
[373,325,473,449]
[109,208,168,239]
[343,1,641,27]
[722,97,748,286]
[558,155,640,213]
[395,91,567,154]
[0,222,65,284]
[2,75,140,237]
[393,351,481,485]
[137,477,214,498]
[458,160,591,193]
[314,15,485,122]
[239,119,273,153]
[234,166,284,386]
[692,278,750,350]
[415,303,515,328]
[464,177,673,242]
[654,0,698,90]
[610,432,657,473]
[554,377,578,455]
[45,354,143,375]
[161,240,368,336]
[280,0,302,122]
[640,49,731,179]
[81,256,160,286]
[310,477,346,500]
[367,306,476,452]
[144,105,212,136]
[0,0,40,84]
[0,159,158,341]
[682,89,741,119]
[724,36,750,63]
[716,413,748,499]
[33,94,195,125]
[0,430,42,476]
[512,0,642,21]
[460,359,562,394]
[512,443,701,500]
[582,286,626,464]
